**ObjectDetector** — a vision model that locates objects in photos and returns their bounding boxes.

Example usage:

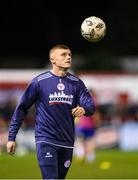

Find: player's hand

[72,106,85,118]
[6,141,16,156]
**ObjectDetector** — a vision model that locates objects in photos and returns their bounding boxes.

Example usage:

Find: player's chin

[64,64,71,69]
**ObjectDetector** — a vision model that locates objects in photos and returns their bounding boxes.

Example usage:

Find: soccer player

[74,115,96,163]
[6,44,96,179]
[74,89,97,163]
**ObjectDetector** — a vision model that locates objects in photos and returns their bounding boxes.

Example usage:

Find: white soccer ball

[81,16,106,42]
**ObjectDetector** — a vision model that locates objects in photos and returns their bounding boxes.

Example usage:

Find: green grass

[0,152,41,179]
[67,149,138,179]
[0,149,138,179]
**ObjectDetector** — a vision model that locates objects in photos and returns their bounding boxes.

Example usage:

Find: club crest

[57,83,65,91]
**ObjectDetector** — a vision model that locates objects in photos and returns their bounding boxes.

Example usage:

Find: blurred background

[0,0,138,179]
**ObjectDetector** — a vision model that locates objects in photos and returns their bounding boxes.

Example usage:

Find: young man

[7,44,95,179]
[74,89,97,163]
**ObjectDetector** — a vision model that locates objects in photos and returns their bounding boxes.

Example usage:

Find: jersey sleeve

[8,78,39,141]
[77,80,96,116]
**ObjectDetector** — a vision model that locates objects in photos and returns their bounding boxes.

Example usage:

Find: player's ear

[50,57,54,63]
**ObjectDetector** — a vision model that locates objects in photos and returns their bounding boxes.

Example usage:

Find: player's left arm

[72,106,86,118]
[75,80,96,116]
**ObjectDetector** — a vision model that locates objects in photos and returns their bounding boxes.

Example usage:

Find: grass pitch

[0,149,138,179]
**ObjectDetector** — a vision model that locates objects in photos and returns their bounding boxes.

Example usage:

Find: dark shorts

[76,128,95,139]
[36,142,73,179]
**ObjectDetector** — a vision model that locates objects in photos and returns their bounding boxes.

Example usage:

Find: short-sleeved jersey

[8,71,95,148]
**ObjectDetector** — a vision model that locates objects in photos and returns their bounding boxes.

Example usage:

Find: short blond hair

[49,44,71,57]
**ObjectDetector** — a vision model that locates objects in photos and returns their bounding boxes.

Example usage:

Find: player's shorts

[76,128,95,139]
[36,142,73,179]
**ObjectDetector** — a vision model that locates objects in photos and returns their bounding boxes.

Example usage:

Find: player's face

[50,48,72,69]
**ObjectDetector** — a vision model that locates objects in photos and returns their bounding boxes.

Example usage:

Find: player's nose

[67,54,72,60]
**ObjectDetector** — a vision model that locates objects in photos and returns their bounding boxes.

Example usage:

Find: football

[81,16,106,42]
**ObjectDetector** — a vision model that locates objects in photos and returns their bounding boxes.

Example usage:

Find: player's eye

[68,53,72,57]
[61,52,70,57]
[62,53,66,56]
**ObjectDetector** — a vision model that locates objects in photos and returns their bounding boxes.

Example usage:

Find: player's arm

[72,106,85,118]
[75,80,96,117]
[7,78,39,155]
[7,141,16,156]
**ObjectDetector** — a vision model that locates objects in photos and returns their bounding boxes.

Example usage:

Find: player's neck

[51,68,68,77]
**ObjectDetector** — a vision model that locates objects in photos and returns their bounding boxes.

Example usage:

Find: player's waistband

[35,137,74,149]
[36,140,74,149]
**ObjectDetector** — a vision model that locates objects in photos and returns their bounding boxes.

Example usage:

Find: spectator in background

[74,89,97,163]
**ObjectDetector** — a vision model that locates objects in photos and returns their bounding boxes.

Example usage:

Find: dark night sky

[0,1,138,68]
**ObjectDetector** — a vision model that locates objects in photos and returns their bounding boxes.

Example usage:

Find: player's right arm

[7,141,16,156]
[7,78,39,155]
